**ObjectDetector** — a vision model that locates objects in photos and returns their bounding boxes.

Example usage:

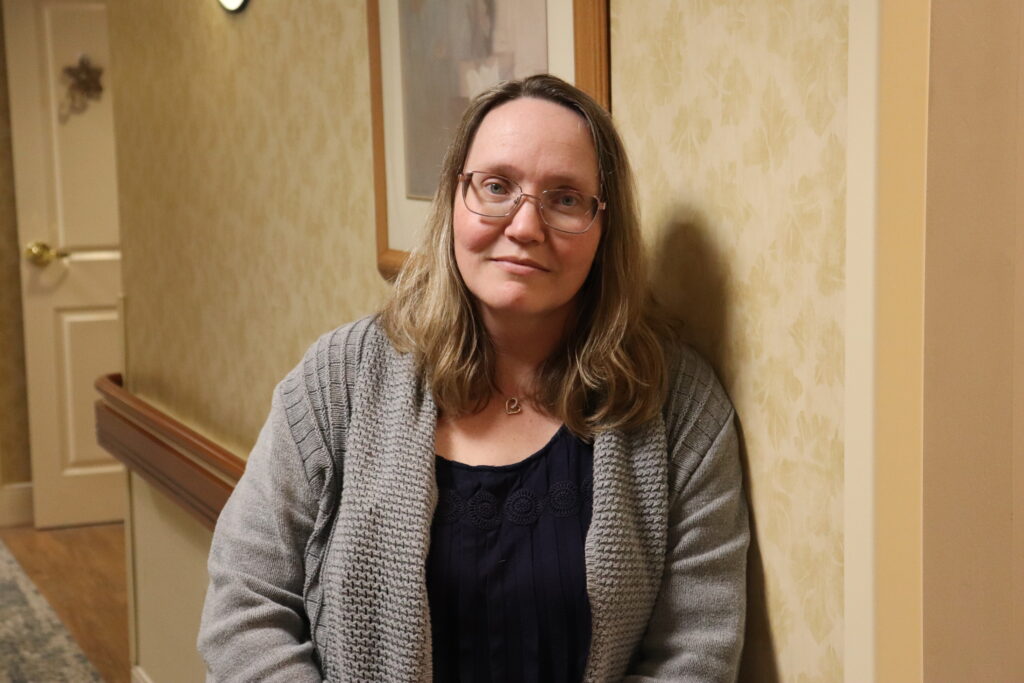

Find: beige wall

[1016,14,1024,669]
[612,2,847,680]
[0,8,30,487]
[922,1,1020,679]
[842,0,879,677]
[853,1,1023,680]
[873,0,929,679]
[128,472,211,682]
[107,0,391,456]
[1016,6,1024,672]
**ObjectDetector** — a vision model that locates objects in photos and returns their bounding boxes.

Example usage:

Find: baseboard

[131,665,156,683]
[0,481,32,527]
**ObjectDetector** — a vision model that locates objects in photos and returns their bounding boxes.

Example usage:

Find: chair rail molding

[94,374,244,531]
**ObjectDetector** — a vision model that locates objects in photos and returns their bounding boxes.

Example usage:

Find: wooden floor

[0,522,130,683]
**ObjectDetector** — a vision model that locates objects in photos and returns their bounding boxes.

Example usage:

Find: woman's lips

[491,257,548,275]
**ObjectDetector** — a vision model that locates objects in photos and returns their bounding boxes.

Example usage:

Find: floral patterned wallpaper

[611,0,847,679]
[107,0,391,454]
[0,13,30,485]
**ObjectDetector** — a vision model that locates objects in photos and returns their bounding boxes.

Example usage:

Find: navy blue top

[427,425,594,683]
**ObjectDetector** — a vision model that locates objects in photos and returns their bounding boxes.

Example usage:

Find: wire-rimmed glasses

[457,171,606,234]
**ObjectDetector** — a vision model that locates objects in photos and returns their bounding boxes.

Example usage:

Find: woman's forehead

[464,98,598,188]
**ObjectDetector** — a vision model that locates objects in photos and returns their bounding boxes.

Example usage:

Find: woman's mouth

[491,257,548,274]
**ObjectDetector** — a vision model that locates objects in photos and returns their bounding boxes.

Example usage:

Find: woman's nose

[503,194,547,243]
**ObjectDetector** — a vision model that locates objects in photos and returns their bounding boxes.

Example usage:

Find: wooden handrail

[94,374,245,530]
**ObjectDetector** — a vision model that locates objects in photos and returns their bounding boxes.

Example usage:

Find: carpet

[0,539,102,682]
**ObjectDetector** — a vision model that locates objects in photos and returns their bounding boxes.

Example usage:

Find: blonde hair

[379,75,667,437]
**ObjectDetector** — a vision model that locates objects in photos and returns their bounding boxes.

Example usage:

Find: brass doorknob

[24,241,69,267]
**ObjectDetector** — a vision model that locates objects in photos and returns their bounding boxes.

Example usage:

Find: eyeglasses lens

[461,173,598,234]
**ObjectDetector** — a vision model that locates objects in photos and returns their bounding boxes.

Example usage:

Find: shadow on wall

[649,208,779,683]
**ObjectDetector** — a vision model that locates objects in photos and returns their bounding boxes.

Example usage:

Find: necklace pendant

[505,397,522,415]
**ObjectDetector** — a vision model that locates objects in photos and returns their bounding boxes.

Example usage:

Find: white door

[4,0,126,528]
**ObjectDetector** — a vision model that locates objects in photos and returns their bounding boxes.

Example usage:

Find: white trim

[131,665,156,683]
[0,481,33,527]
[125,471,138,664]
[844,0,879,679]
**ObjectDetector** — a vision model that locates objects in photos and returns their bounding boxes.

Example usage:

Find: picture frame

[367,0,610,280]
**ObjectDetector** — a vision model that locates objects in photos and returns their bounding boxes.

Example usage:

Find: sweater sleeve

[197,325,357,682]
[624,349,750,682]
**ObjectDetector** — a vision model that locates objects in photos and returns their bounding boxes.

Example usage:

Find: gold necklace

[504,397,523,415]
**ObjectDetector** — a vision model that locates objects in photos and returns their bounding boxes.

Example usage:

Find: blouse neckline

[434,424,568,472]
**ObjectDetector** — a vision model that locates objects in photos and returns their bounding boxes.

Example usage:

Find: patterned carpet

[0,540,101,682]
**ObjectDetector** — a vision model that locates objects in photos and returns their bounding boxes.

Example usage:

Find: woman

[198,74,748,682]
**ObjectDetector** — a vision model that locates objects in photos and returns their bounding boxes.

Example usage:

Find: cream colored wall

[0,8,30,487]
[922,1,1019,679]
[612,2,846,680]
[128,472,211,682]
[842,0,878,678]
[107,0,391,456]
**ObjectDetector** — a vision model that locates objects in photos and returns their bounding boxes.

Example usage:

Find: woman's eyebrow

[470,164,593,191]
[469,163,520,179]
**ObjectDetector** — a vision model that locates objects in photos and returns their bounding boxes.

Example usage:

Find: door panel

[5,0,126,528]
[45,2,119,247]
[59,307,120,471]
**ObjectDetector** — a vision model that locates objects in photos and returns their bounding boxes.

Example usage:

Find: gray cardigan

[198,317,748,682]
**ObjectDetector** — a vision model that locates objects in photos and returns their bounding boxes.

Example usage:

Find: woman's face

[453,97,602,332]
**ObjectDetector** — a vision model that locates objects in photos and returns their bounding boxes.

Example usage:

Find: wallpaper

[0,12,31,485]
[611,1,847,680]
[107,0,391,454]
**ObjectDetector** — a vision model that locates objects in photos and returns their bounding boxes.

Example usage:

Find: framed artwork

[367,0,610,280]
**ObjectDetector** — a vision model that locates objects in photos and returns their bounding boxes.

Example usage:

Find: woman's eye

[482,180,510,196]
[551,191,582,209]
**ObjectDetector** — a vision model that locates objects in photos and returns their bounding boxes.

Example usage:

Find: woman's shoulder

[279,316,392,411]
[307,314,388,364]
[274,315,399,459]
[292,315,399,382]
[660,340,735,458]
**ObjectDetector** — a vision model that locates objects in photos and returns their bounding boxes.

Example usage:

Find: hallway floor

[0,522,130,683]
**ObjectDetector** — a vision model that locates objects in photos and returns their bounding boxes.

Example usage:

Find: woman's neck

[483,308,572,397]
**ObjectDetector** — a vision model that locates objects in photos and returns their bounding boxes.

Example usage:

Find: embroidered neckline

[435,477,594,529]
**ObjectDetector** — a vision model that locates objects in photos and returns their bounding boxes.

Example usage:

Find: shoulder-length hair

[379,74,666,438]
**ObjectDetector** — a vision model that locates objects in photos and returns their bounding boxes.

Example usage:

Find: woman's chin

[477,296,575,327]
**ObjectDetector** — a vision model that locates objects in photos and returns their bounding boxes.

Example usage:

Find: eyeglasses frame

[457,171,607,235]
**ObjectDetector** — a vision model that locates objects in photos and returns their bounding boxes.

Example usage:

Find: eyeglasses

[457,171,606,235]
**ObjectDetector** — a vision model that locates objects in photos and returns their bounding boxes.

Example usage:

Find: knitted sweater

[198,317,749,682]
